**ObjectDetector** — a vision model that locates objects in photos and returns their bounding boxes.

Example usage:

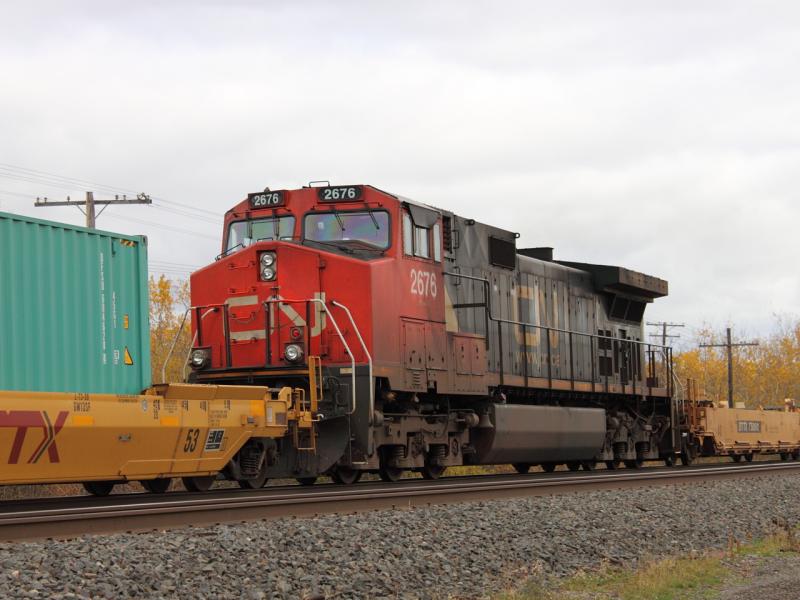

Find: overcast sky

[1,1,798,346]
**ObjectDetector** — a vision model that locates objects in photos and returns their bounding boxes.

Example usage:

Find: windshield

[304,211,390,249]
[227,216,296,250]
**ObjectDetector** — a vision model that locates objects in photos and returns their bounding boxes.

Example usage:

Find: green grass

[727,526,800,557]
[499,557,724,600]
[498,527,800,600]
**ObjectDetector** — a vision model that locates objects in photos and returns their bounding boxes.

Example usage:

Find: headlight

[284,343,304,363]
[260,252,276,281]
[190,348,210,369]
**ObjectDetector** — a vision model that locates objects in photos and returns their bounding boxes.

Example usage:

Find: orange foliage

[674,318,800,407]
[149,275,191,384]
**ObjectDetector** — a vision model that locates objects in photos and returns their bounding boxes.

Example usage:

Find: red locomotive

[189,184,677,486]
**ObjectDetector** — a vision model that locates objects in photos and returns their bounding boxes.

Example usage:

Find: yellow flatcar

[685,394,800,462]
[0,383,301,495]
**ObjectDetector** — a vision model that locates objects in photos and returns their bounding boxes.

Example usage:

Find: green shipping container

[0,211,151,394]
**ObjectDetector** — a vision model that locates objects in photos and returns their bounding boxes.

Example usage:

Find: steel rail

[1,461,799,542]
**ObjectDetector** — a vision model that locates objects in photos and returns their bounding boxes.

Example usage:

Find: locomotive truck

[186,184,683,485]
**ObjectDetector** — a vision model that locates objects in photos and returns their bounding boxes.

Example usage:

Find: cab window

[403,211,441,262]
[227,221,248,250]
[403,213,414,254]
[226,215,296,251]
[304,210,390,249]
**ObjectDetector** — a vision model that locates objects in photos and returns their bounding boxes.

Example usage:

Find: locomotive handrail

[161,306,219,384]
[331,300,374,426]
[443,271,673,393]
[264,297,358,416]
[444,272,670,349]
[161,308,190,384]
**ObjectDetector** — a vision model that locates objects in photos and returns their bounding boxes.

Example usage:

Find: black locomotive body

[366,201,678,477]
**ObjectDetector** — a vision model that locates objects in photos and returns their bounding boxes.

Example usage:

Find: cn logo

[0,411,69,464]
[269,292,327,336]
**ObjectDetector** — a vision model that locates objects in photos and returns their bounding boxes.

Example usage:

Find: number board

[248,190,285,208]
[317,186,363,202]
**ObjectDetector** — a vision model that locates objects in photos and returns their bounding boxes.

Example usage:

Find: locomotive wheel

[238,475,268,490]
[183,476,215,492]
[141,478,171,494]
[238,454,269,489]
[421,463,446,480]
[581,460,596,471]
[605,460,620,470]
[744,453,754,463]
[624,458,643,469]
[83,481,115,497]
[512,463,531,474]
[566,462,581,472]
[331,466,362,485]
[379,464,404,482]
[296,477,318,486]
[731,454,743,463]
[780,452,790,461]
[540,462,557,473]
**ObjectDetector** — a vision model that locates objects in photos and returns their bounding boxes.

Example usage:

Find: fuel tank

[472,404,606,464]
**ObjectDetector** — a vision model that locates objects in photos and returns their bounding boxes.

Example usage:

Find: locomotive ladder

[268,297,373,465]
[291,356,324,452]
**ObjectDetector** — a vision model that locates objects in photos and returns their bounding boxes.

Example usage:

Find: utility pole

[646,321,685,347]
[34,191,152,228]
[699,327,759,408]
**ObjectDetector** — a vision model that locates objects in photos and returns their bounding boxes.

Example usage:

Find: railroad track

[2,460,800,542]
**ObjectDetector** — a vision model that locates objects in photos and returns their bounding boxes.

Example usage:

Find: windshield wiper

[330,205,345,232]
[367,208,379,230]
[312,240,354,254]
[271,209,279,238]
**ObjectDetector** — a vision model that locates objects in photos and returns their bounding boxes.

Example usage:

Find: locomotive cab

[189,185,423,479]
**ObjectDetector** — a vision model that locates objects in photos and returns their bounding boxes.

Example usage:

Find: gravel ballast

[3,473,800,599]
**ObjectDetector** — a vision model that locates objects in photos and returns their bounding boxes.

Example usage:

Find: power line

[150,260,204,269]
[152,197,220,218]
[0,162,222,219]
[0,171,82,192]
[147,203,221,225]
[111,214,218,240]
[0,185,222,228]
[25,196,219,241]
[699,327,759,408]
[0,163,133,195]
[149,266,193,273]
[34,191,152,229]
[646,321,685,347]
[0,188,38,198]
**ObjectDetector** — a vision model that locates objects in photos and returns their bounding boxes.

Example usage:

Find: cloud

[1,1,798,339]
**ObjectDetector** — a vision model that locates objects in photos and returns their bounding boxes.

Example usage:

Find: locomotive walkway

[2,461,800,542]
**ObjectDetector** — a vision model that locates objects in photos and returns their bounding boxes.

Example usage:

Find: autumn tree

[149,275,191,383]
[674,318,800,407]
